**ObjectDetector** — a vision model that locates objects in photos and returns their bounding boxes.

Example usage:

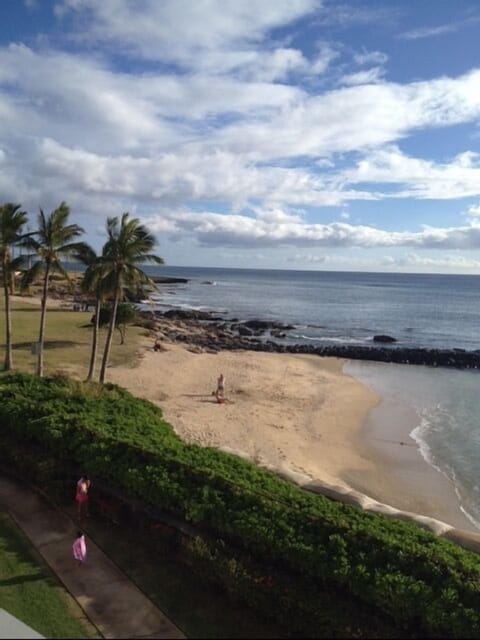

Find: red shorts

[75,493,88,504]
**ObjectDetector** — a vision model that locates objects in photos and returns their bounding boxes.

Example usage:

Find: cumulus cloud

[348,146,480,199]
[465,203,480,218]
[141,208,480,250]
[1,0,480,272]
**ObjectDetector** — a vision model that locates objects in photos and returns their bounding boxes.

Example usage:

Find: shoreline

[10,295,478,537]
[344,362,480,534]
[108,340,478,535]
[343,363,477,533]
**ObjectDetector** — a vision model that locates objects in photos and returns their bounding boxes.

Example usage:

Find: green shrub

[1,372,480,638]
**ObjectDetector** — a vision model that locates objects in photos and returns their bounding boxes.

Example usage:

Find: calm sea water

[144,266,480,528]
[144,266,480,350]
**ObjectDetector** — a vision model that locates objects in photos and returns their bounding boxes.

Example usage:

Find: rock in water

[373,334,397,343]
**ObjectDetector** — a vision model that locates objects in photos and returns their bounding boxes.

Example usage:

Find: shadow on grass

[0,573,44,587]
[12,307,88,313]
[11,341,82,350]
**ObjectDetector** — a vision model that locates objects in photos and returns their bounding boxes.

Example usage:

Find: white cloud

[399,16,480,41]
[400,23,459,40]
[141,208,480,250]
[465,204,480,218]
[348,146,480,199]
[286,253,326,263]
[391,253,480,270]
[340,67,385,86]
[213,68,480,160]
[353,49,388,66]
[1,0,480,273]
[56,0,319,71]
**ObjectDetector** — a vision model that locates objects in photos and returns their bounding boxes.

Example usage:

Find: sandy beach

[109,340,477,533]
[110,342,377,487]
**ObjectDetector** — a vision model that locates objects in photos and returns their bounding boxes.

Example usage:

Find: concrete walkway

[0,476,185,639]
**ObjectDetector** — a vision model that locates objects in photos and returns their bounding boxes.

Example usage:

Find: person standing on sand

[75,475,91,520]
[72,531,87,566]
[215,373,225,403]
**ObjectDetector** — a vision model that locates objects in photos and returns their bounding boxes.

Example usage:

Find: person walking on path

[72,531,87,566]
[75,475,91,520]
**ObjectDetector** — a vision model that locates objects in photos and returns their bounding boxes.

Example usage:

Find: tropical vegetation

[73,244,106,382]
[1,372,479,638]
[0,203,28,371]
[0,201,162,382]
[97,213,163,382]
[21,203,85,376]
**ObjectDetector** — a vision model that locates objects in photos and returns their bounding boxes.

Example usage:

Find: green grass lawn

[0,512,98,639]
[0,297,145,379]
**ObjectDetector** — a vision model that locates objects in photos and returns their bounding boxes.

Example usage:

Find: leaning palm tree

[98,213,163,383]
[0,203,28,370]
[73,244,110,382]
[22,202,84,377]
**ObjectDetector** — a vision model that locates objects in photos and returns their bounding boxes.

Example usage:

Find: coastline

[109,340,477,534]
[341,362,477,532]
[9,294,477,536]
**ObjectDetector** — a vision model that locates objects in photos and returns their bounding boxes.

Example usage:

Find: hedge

[1,372,480,638]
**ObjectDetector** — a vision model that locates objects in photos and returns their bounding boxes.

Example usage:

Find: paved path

[0,476,185,639]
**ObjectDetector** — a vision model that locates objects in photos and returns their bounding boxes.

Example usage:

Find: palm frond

[19,236,42,252]
[73,243,98,266]
[9,255,27,272]
[20,261,44,290]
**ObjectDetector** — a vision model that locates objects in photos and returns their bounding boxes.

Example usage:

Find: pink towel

[73,536,87,563]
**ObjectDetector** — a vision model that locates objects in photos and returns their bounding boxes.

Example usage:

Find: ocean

[144,266,480,350]
[145,266,480,529]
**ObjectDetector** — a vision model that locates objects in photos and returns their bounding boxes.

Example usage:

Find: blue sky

[1,0,480,272]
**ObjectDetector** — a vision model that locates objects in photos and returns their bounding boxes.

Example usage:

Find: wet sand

[344,391,476,532]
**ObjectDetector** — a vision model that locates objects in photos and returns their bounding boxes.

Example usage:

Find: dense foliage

[1,372,480,638]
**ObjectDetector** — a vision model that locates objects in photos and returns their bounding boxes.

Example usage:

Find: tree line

[0,202,163,382]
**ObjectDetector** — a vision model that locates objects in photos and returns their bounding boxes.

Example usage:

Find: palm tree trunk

[36,265,50,377]
[2,259,13,371]
[86,297,101,382]
[99,287,119,383]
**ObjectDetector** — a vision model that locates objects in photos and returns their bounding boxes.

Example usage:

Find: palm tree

[22,202,84,377]
[98,213,163,383]
[73,244,109,382]
[0,203,28,370]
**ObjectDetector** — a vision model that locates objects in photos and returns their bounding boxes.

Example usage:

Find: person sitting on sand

[153,338,162,352]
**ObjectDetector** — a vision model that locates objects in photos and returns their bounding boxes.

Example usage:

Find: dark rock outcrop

[244,319,296,332]
[373,335,397,343]
[152,310,480,371]
[162,309,222,321]
[152,276,189,284]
